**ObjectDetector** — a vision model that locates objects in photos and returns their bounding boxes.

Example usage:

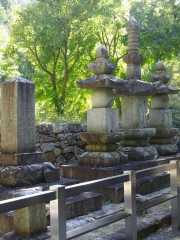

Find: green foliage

[1,0,180,125]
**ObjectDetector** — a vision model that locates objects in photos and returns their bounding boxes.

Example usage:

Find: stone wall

[35,123,86,167]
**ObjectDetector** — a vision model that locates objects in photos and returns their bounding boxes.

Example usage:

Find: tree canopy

[0,0,180,124]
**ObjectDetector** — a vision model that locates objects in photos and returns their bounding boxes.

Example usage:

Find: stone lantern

[77,44,128,167]
[148,60,179,155]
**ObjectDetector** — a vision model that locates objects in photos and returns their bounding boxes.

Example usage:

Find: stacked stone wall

[0,122,179,167]
[35,123,87,166]
[0,123,86,167]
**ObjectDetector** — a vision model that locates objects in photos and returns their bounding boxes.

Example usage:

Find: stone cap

[113,79,156,96]
[2,76,34,84]
[77,74,124,89]
[152,81,179,94]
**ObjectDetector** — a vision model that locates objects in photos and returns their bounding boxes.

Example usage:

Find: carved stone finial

[126,17,139,55]
[95,44,109,59]
[123,17,143,80]
[87,44,116,75]
[149,60,170,84]
[155,60,165,71]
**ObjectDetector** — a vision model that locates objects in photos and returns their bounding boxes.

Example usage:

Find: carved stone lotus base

[80,132,124,144]
[119,128,156,139]
[0,163,59,187]
[119,145,158,161]
[78,151,128,167]
[152,144,178,156]
[149,128,179,156]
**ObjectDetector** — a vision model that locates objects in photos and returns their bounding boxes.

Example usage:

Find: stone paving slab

[0,188,174,239]
[66,188,172,240]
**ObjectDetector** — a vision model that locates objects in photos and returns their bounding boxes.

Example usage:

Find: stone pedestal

[87,108,119,133]
[0,77,59,187]
[119,128,157,161]
[121,96,148,129]
[149,61,179,156]
[13,190,47,237]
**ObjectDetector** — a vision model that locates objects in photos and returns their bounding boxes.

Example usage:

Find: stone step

[0,192,102,234]
[96,172,170,203]
[0,178,102,234]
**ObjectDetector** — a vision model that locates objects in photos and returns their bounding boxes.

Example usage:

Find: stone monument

[113,17,158,161]
[77,44,128,167]
[0,77,59,187]
[148,61,179,155]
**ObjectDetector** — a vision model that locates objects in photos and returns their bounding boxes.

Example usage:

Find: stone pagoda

[113,17,158,161]
[148,61,179,155]
[77,44,128,167]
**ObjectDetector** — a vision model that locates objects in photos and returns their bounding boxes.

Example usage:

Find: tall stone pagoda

[149,61,179,155]
[114,17,158,161]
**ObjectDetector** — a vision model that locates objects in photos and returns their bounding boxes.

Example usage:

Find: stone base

[3,228,51,240]
[61,154,180,181]
[97,172,170,203]
[0,212,13,234]
[78,151,128,167]
[0,162,59,187]
[120,145,158,161]
[153,144,178,156]
[47,192,102,222]
[0,152,43,166]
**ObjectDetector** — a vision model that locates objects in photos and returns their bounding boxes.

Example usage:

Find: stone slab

[78,151,128,167]
[121,96,148,129]
[113,79,156,96]
[0,152,43,166]
[60,154,180,181]
[120,145,158,161]
[3,227,51,240]
[0,191,102,234]
[97,172,170,203]
[0,163,59,187]
[1,78,36,154]
[46,192,102,222]
[0,178,80,201]
[149,109,172,129]
[87,108,119,133]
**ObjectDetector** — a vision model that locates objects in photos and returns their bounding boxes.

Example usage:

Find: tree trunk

[51,74,62,114]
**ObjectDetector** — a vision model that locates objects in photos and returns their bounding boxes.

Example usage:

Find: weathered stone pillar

[149,61,179,155]
[114,17,157,161]
[0,77,59,187]
[77,44,128,167]
[13,190,47,237]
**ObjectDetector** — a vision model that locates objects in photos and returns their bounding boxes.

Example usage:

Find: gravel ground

[144,226,180,240]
